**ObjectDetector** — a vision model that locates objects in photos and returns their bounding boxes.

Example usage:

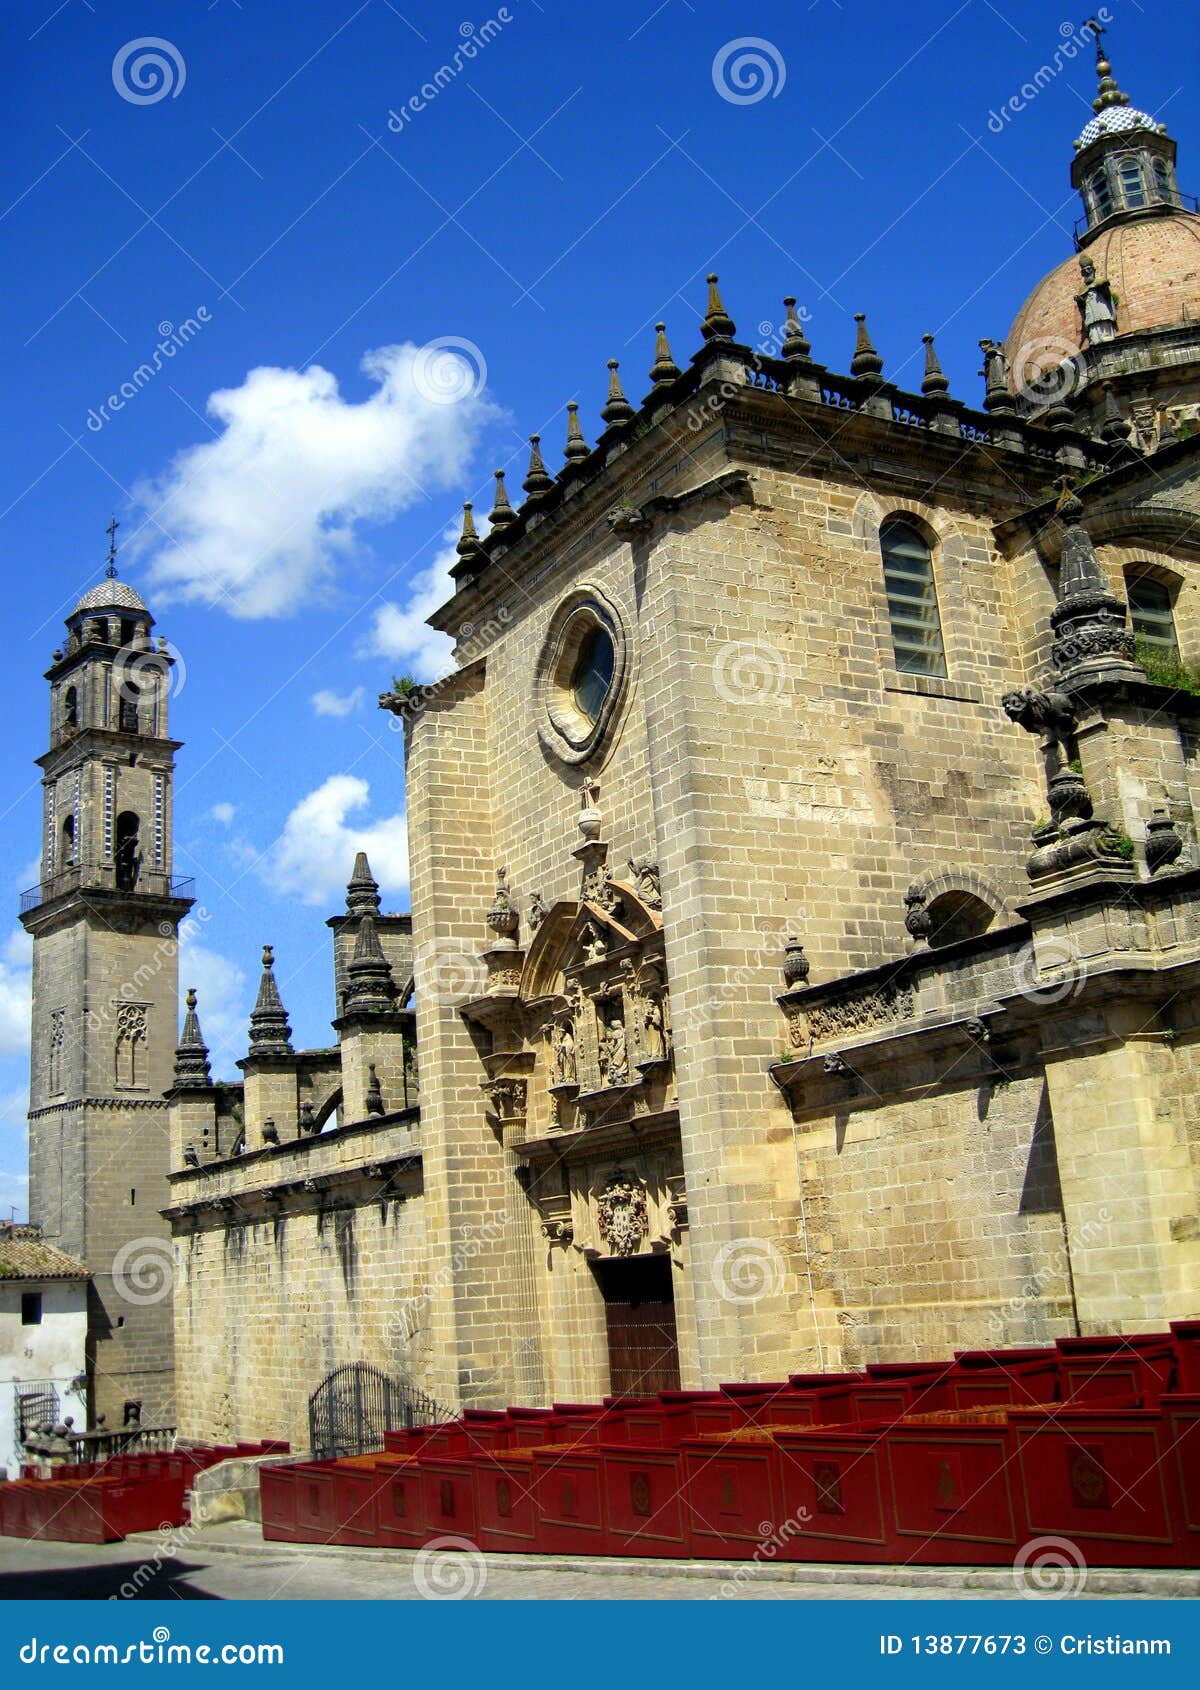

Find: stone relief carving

[596,1170,649,1257]
[798,982,917,1044]
[626,857,662,910]
[599,1000,629,1085]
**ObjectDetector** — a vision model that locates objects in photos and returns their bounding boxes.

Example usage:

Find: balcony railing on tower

[20,863,195,915]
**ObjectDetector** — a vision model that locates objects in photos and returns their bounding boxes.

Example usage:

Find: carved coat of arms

[596,1172,648,1256]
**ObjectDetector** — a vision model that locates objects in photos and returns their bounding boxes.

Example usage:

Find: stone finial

[904,886,933,941]
[781,298,811,361]
[522,434,554,496]
[649,323,682,387]
[173,987,212,1089]
[1145,808,1184,875]
[345,911,398,1015]
[600,360,635,427]
[488,469,517,528]
[455,502,485,566]
[782,934,810,987]
[700,274,736,342]
[486,865,519,941]
[365,1063,385,1117]
[1049,483,1139,673]
[849,313,884,379]
[248,945,294,1057]
[920,333,950,397]
[346,851,381,917]
[563,401,589,463]
[1100,381,1132,447]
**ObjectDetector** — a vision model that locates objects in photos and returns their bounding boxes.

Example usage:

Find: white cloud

[268,775,407,907]
[366,533,458,682]
[312,685,365,718]
[0,932,32,1059]
[177,941,249,1077]
[210,802,236,825]
[129,343,503,619]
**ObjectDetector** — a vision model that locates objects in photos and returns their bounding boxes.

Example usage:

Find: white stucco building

[0,1222,89,1479]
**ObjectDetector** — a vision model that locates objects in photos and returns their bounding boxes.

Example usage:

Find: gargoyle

[1000,686,1077,740]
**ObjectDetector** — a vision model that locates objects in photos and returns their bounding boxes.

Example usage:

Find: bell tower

[20,525,193,1427]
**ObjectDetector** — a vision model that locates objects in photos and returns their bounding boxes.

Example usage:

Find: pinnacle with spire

[1086,16,1130,115]
[700,274,736,342]
[563,401,589,463]
[649,323,681,387]
[849,313,884,379]
[600,360,635,427]
[105,516,119,580]
[173,988,212,1088]
[781,298,811,361]
[248,945,293,1057]
[920,333,950,397]
[455,502,485,567]
[345,851,381,917]
[488,469,517,528]
[344,911,398,1016]
[522,435,553,496]
[1049,481,1140,675]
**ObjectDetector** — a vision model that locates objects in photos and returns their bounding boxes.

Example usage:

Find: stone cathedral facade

[24,33,1200,1450]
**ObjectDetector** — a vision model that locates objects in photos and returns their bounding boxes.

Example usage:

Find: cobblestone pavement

[0,1526,1195,1601]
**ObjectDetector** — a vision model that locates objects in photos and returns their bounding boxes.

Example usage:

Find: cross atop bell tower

[19,533,194,1427]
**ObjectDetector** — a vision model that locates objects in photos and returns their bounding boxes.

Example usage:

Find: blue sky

[2,0,1195,1216]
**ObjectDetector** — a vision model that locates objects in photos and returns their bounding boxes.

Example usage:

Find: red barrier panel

[679,1436,780,1559]
[772,1427,894,1563]
[1163,1394,1200,1558]
[884,1418,1020,1564]
[602,1446,687,1556]
[473,1450,540,1553]
[375,1458,426,1550]
[948,1347,1061,1409]
[260,1466,298,1541]
[419,1456,481,1541]
[1055,1334,1177,1407]
[531,1444,608,1555]
[1171,1323,1200,1394]
[1013,1404,1191,1566]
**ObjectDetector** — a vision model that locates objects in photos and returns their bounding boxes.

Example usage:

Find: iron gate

[308,1364,447,1459]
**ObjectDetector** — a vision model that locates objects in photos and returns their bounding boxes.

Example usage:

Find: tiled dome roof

[1006,211,1200,382]
[1076,105,1162,149]
[71,578,149,618]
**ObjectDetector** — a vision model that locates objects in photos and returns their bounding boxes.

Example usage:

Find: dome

[1075,106,1162,149]
[1006,211,1200,378]
[70,577,149,619]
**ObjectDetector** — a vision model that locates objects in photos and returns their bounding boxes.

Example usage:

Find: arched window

[62,687,78,730]
[61,814,76,867]
[115,811,140,892]
[1127,572,1179,657]
[1152,158,1176,205]
[880,519,947,677]
[1090,166,1113,220]
[1117,157,1147,210]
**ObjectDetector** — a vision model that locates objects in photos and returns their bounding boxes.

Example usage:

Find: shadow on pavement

[0,1557,220,1599]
